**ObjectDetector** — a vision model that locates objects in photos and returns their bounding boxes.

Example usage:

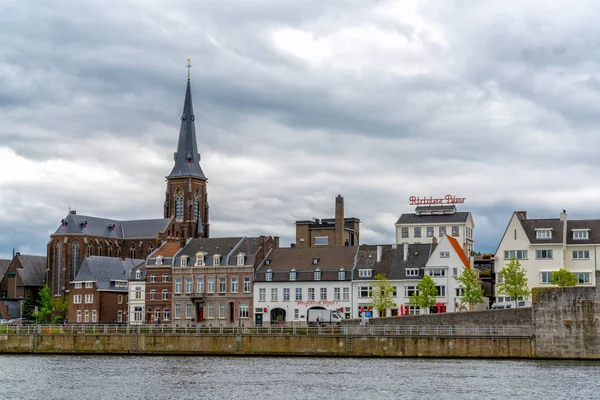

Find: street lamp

[19,296,23,320]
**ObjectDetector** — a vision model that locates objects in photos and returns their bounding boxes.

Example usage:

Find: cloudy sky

[1,0,600,259]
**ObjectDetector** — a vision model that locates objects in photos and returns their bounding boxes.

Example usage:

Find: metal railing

[0,324,532,338]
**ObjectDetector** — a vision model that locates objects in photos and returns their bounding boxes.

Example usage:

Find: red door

[197,304,204,322]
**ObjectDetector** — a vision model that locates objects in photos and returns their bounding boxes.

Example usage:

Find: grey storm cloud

[2,0,600,260]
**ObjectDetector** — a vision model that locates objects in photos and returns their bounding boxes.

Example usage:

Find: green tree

[550,268,578,287]
[371,274,397,317]
[456,267,485,311]
[53,296,69,322]
[37,286,54,323]
[21,289,35,319]
[409,275,438,314]
[497,259,530,307]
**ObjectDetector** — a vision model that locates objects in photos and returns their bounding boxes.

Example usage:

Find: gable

[494,213,531,257]
[426,236,468,268]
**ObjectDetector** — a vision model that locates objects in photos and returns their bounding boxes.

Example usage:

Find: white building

[253,247,357,326]
[395,205,475,259]
[352,235,474,318]
[127,263,147,325]
[495,210,597,293]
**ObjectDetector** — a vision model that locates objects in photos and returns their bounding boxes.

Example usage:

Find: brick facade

[68,283,128,324]
[145,266,173,324]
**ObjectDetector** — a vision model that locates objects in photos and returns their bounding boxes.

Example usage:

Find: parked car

[492,296,531,309]
[14,318,33,325]
[0,319,8,325]
[7,319,16,325]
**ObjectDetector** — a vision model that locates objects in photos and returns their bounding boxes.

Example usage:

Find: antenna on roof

[12,246,15,259]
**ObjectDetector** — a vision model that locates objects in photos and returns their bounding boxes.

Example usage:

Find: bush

[53,316,64,325]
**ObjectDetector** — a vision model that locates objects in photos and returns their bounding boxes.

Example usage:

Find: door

[197,304,204,322]
[255,313,263,327]
[229,302,235,323]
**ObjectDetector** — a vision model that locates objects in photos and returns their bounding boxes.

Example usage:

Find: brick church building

[47,68,210,297]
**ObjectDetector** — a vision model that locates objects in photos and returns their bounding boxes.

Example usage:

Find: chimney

[403,243,408,262]
[70,210,77,215]
[376,246,382,262]
[516,210,527,220]
[432,237,437,245]
[274,236,280,248]
[560,209,568,246]
[335,195,344,246]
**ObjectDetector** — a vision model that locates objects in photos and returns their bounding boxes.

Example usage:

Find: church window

[194,190,200,222]
[88,241,93,256]
[107,245,112,257]
[175,189,184,220]
[129,244,136,259]
[55,242,62,295]
[98,243,103,256]
[148,243,154,257]
[71,241,79,280]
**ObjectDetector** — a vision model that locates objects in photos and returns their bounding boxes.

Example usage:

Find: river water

[0,356,598,399]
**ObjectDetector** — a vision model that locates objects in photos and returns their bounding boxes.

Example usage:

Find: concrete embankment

[0,333,533,358]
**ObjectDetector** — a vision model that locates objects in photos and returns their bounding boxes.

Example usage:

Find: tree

[550,268,578,287]
[21,289,35,319]
[371,274,397,317]
[455,267,485,311]
[409,275,438,314]
[53,296,69,322]
[37,286,54,323]
[497,259,530,307]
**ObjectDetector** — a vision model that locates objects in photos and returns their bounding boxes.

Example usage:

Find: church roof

[15,255,46,287]
[168,77,206,179]
[53,212,170,239]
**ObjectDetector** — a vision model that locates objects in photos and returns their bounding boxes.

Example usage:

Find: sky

[2,0,600,259]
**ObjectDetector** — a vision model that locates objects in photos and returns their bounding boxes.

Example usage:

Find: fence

[0,324,532,338]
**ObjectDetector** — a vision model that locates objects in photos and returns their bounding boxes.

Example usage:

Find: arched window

[108,244,113,257]
[129,244,136,259]
[88,241,93,256]
[71,241,79,280]
[194,189,200,222]
[55,242,62,295]
[148,243,154,257]
[175,188,184,220]
[98,243,103,256]
[117,246,121,258]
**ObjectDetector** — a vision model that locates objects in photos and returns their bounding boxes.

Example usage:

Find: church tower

[164,59,209,239]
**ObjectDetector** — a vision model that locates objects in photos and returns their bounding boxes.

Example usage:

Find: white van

[492,296,531,309]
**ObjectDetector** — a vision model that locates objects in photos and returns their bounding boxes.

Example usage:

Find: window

[271,288,278,301]
[135,270,141,280]
[85,294,93,304]
[134,307,143,322]
[405,286,417,297]
[150,290,156,300]
[117,311,123,323]
[175,188,184,220]
[186,303,193,319]
[162,274,168,283]
[320,288,327,300]
[452,226,459,237]
[497,274,504,284]
[308,288,315,300]
[358,286,372,298]
[295,288,302,301]
[266,270,273,282]
[294,309,299,319]
[75,283,82,289]
[573,250,590,260]
[259,288,266,302]
[427,227,434,237]
[208,277,215,293]
[290,270,297,281]
[162,289,168,300]
[156,256,163,266]
[358,269,372,278]
[414,227,422,238]
[283,288,290,301]
[175,303,181,319]
[439,227,446,237]
[452,268,458,277]
[314,269,321,280]
[84,310,89,323]
[409,306,420,315]
[244,277,251,293]
[219,303,225,319]
[575,272,592,284]
[536,229,552,239]
[74,295,82,304]
[175,278,182,294]
[456,288,464,296]
[77,310,82,323]
[343,287,350,301]
[207,303,214,318]
[85,282,93,289]
[231,277,239,293]
[434,286,445,297]
[54,242,63,295]
[315,237,329,245]
[312,258,319,265]
[186,277,193,293]
[440,251,450,258]
[219,277,226,293]
[541,271,553,284]
[92,310,97,323]
[181,256,188,267]
[194,190,200,222]
[428,269,446,277]
[134,287,142,300]
[163,308,170,321]
[401,227,409,238]
[197,277,204,293]
[239,302,249,319]
[71,241,79,280]
[150,274,156,283]
[503,250,528,259]
[237,254,245,266]
[536,250,553,259]
[406,269,419,277]
[129,244,136,260]
[195,253,205,266]
[338,269,346,280]
[334,288,341,300]
[573,230,590,240]
[213,255,221,266]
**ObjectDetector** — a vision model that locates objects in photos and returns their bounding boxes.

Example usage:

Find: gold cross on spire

[186,58,192,80]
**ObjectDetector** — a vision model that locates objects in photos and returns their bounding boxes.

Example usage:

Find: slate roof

[516,213,600,245]
[355,243,435,281]
[15,255,47,287]
[396,212,470,224]
[255,246,358,282]
[53,212,170,239]
[129,263,147,281]
[175,237,247,267]
[0,259,10,277]
[73,256,144,291]
[168,79,206,179]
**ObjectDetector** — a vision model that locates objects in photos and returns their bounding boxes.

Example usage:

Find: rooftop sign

[409,194,466,206]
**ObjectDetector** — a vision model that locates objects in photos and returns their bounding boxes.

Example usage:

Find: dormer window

[338,268,346,280]
[314,269,321,281]
[180,256,188,267]
[213,255,221,266]
[80,221,88,229]
[135,270,141,279]
[312,258,320,265]
[195,253,205,266]
[266,269,273,282]
[289,269,297,281]
[358,269,372,278]
[536,229,553,239]
[573,229,590,240]
[107,224,116,232]
[156,256,163,266]
[237,254,245,266]
[265,259,271,266]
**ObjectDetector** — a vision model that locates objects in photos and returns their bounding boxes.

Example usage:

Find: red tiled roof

[447,235,470,268]
[151,241,181,257]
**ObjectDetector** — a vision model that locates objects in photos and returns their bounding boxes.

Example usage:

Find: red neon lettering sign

[408,194,466,206]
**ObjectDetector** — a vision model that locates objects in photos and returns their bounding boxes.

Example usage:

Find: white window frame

[334,287,341,300]
[231,277,239,293]
[440,251,450,258]
[259,288,266,302]
[180,256,188,267]
[162,289,168,300]
[314,269,321,281]
[149,289,156,300]
[186,303,193,319]
[162,274,168,283]
[75,283,82,289]
[195,253,205,266]
[338,269,346,280]
[265,270,273,282]
[451,226,459,237]
[536,249,553,260]
[85,294,93,304]
[342,287,350,301]
[289,270,297,281]
[197,277,204,293]
[536,229,553,239]
[504,250,528,260]
[74,295,82,304]
[213,255,221,266]
[237,254,244,266]
[358,269,372,278]
[219,277,226,293]
[414,227,422,238]
[175,278,182,294]
[320,287,327,301]
[315,237,329,246]
[207,303,214,319]
[219,303,225,319]
[406,268,419,277]
[243,277,251,293]
[150,274,156,283]
[283,288,290,301]
[427,227,434,237]
[308,288,315,300]
[175,303,182,319]
[271,288,278,301]
[208,277,215,293]
[295,288,302,301]
[540,271,553,284]
[186,277,193,293]
[573,230,590,240]
[401,227,409,238]
[77,310,82,323]
[239,302,249,319]
[575,272,592,284]
[85,282,93,289]
[91,310,97,323]
[573,250,590,260]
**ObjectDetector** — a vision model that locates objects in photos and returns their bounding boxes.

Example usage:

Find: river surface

[0,356,599,399]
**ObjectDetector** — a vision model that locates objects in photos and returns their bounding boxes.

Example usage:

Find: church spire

[168,58,206,179]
